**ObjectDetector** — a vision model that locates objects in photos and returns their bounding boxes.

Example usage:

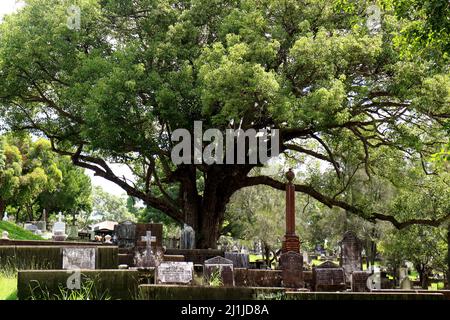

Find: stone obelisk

[282,168,300,253]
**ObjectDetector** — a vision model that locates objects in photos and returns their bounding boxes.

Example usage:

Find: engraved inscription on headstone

[351,271,371,292]
[62,248,96,270]
[280,251,303,288]
[115,221,136,249]
[157,262,193,284]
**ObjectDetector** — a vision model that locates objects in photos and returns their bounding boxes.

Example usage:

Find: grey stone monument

[280,251,304,288]
[62,247,96,270]
[204,256,235,286]
[340,231,362,282]
[180,224,195,249]
[157,262,193,284]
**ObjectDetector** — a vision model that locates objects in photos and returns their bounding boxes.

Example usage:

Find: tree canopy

[0,0,449,247]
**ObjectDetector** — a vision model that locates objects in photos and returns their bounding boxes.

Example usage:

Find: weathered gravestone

[204,256,235,286]
[157,262,193,284]
[313,260,346,292]
[225,252,250,269]
[366,272,381,290]
[279,251,304,288]
[52,213,67,241]
[351,271,371,292]
[180,224,195,249]
[62,248,96,270]
[115,221,137,249]
[340,231,362,282]
[400,277,412,290]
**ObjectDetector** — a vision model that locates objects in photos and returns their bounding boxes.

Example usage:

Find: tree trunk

[180,166,242,249]
[0,200,6,220]
[447,226,450,289]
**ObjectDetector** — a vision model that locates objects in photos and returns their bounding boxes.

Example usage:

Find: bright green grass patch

[0,221,43,240]
[0,276,17,300]
[249,254,263,263]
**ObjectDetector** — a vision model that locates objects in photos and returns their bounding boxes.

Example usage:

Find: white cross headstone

[2,212,9,222]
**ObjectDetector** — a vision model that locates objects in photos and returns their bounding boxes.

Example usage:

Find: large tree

[1,0,449,248]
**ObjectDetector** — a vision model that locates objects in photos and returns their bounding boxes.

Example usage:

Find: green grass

[0,275,17,300]
[0,221,44,240]
[249,254,263,263]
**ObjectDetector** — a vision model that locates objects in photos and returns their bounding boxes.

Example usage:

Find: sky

[0,1,131,196]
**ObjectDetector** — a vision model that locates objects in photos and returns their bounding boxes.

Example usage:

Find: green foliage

[0,221,43,240]
[0,133,92,222]
[28,278,111,300]
[91,186,136,222]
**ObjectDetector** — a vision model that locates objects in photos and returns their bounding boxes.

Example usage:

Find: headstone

[67,225,78,239]
[135,223,163,248]
[280,251,304,288]
[157,262,193,284]
[225,252,250,269]
[35,221,46,232]
[303,251,310,264]
[351,271,371,292]
[24,223,38,233]
[340,231,362,282]
[180,224,195,249]
[52,213,67,241]
[366,272,381,290]
[115,221,137,249]
[400,277,412,290]
[2,212,8,222]
[62,248,96,270]
[135,231,159,268]
[204,256,235,286]
[2,231,9,240]
[313,260,346,292]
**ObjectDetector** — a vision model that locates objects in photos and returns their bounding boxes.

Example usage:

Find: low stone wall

[17,270,141,300]
[285,291,445,300]
[234,269,282,287]
[372,289,450,300]
[0,239,114,246]
[138,285,285,300]
[164,249,224,264]
[0,246,118,270]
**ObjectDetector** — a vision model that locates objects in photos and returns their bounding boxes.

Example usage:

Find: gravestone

[180,224,195,249]
[351,271,371,292]
[24,223,38,234]
[313,260,346,292]
[115,221,137,249]
[52,213,67,241]
[280,251,304,288]
[204,256,235,286]
[400,277,412,290]
[67,225,79,239]
[135,223,163,248]
[340,231,362,282]
[104,235,112,244]
[366,272,381,290]
[2,212,9,221]
[156,262,193,284]
[62,248,96,270]
[225,252,250,269]
[2,231,9,240]
[35,221,46,232]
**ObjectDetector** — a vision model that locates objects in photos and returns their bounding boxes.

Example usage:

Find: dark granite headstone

[279,251,303,288]
[204,256,234,286]
[225,252,250,269]
[351,271,371,292]
[313,260,346,292]
[115,221,136,249]
[340,231,362,282]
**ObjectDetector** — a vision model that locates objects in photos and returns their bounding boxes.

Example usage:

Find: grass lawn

[0,221,43,240]
[0,276,17,300]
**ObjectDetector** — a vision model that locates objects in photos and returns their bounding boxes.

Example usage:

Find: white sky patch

[0,0,25,22]
[86,163,134,196]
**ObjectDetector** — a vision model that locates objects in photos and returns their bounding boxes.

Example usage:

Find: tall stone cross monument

[282,168,300,253]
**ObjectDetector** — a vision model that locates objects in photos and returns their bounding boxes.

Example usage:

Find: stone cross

[57,212,64,222]
[2,212,8,221]
[282,169,300,253]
